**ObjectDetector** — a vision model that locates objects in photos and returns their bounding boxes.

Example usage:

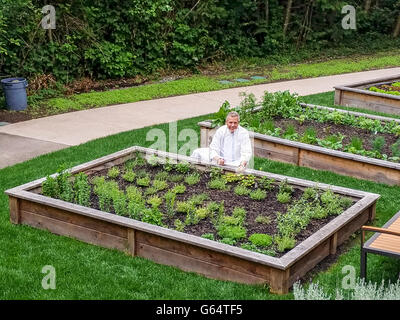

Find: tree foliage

[0,0,399,81]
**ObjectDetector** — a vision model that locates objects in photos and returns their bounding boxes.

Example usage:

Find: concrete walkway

[1,67,399,169]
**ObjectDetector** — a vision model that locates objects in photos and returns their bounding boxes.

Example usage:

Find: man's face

[226,116,239,133]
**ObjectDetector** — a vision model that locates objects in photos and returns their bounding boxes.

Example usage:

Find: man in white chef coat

[191,111,253,171]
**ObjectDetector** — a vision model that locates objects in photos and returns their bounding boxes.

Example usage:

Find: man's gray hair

[226,111,240,122]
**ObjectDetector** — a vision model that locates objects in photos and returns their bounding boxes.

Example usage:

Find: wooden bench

[361,210,400,280]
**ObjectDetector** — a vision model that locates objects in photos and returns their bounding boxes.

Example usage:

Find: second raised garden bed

[199,101,400,186]
[6,146,379,294]
[334,75,400,115]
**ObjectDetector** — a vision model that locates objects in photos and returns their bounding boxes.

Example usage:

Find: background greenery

[1,0,400,82]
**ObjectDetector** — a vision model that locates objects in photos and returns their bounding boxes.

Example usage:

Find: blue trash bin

[1,77,28,111]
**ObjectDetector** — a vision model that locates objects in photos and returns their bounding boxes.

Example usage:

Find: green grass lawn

[1,92,400,300]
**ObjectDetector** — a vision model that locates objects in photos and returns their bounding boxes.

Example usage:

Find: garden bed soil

[88,162,342,258]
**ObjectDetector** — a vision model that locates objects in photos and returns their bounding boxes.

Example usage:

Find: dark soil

[86,162,354,258]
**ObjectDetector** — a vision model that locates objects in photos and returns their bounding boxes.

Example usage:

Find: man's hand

[236,161,247,173]
[217,158,225,166]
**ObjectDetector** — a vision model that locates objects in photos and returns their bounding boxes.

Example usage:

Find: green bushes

[1,1,400,82]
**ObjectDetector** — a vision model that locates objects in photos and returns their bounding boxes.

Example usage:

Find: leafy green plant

[207,178,228,190]
[147,195,163,209]
[277,192,291,203]
[278,179,293,195]
[172,184,186,194]
[147,155,161,167]
[188,193,209,206]
[193,208,209,224]
[175,201,193,214]
[317,133,345,150]
[201,233,215,241]
[168,174,184,183]
[249,233,272,247]
[126,186,143,204]
[209,167,223,180]
[122,170,136,182]
[107,167,120,179]
[73,172,91,207]
[372,136,386,154]
[164,190,176,217]
[184,173,200,185]
[141,208,163,226]
[391,138,400,157]
[154,171,168,181]
[257,176,275,190]
[300,127,318,144]
[212,101,231,127]
[232,207,246,223]
[349,137,363,151]
[238,174,256,188]
[255,215,272,225]
[112,189,127,216]
[56,169,74,203]
[274,235,296,252]
[136,176,151,187]
[175,161,191,174]
[249,189,267,201]
[283,124,299,140]
[174,219,185,232]
[217,225,246,241]
[42,175,59,199]
[163,159,175,172]
[234,185,250,196]
[152,179,168,191]
[302,186,318,201]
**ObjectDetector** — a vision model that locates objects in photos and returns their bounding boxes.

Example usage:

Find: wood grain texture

[9,197,20,224]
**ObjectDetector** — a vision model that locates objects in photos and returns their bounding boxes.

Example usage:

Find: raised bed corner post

[126,229,136,257]
[269,268,290,294]
[9,197,21,225]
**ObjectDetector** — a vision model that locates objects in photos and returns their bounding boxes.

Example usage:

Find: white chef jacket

[191,125,252,166]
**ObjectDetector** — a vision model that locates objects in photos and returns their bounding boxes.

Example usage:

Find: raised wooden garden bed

[5,146,379,294]
[199,104,400,186]
[334,75,400,115]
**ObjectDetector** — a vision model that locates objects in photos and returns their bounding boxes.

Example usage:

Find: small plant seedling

[122,170,136,182]
[168,174,184,183]
[184,173,200,185]
[217,225,246,241]
[154,171,168,181]
[172,184,186,194]
[136,176,150,187]
[249,233,273,247]
[249,189,267,201]
[208,178,228,190]
[234,185,250,196]
[255,215,272,225]
[201,233,215,241]
[274,236,296,252]
[174,219,185,232]
[277,192,291,203]
[372,136,385,153]
[152,179,168,191]
[107,167,120,179]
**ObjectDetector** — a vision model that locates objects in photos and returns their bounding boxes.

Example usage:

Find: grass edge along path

[1,95,400,299]
[41,50,400,115]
